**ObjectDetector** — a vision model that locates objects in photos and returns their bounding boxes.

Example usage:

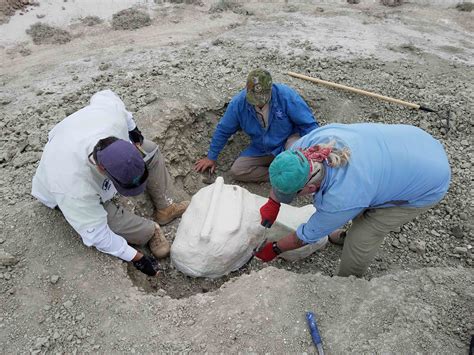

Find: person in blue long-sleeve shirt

[255,123,451,277]
[194,69,318,182]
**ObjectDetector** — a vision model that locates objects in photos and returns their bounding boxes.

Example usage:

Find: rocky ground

[0,0,473,353]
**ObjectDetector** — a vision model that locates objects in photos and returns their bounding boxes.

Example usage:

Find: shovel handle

[287,71,434,112]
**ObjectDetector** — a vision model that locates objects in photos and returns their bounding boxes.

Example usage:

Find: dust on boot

[156,201,190,225]
[149,223,170,258]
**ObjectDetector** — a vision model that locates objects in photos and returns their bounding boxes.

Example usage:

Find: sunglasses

[296,167,321,194]
[88,152,149,189]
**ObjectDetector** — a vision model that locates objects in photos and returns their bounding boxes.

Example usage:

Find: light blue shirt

[291,123,451,244]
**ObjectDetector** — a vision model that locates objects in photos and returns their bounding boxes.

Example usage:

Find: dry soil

[0,0,473,353]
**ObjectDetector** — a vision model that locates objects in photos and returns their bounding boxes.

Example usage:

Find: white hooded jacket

[32,90,139,261]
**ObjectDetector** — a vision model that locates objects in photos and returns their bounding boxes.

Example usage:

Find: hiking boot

[155,201,190,225]
[328,229,347,246]
[149,224,170,258]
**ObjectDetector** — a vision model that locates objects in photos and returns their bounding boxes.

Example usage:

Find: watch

[272,241,282,255]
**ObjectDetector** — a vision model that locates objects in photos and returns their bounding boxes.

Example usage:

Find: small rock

[36,14,46,19]
[0,249,18,266]
[144,94,157,105]
[453,247,467,255]
[50,275,60,284]
[391,239,400,248]
[415,241,426,254]
[451,226,463,239]
[63,300,73,309]
[35,337,48,349]
[98,63,111,71]
[419,120,430,130]
[430,230,440,237]
[0,97,12,105]
[211,38,223,46]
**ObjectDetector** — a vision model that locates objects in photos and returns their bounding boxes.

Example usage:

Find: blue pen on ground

[306,311,324,355]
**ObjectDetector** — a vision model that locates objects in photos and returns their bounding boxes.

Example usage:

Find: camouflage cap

[246,69,272,107]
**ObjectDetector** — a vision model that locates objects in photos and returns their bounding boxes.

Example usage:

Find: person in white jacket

[32,90,189,276]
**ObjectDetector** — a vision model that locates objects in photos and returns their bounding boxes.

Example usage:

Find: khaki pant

[337,205,433,277]
[230,133,301,182]
[104,139,173,245]
[104,200,155,245]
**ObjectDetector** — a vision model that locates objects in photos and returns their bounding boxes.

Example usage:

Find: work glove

[254,242,280,262]
[129,126,144,145]
[132,255,159,276]
[260,197,281,228]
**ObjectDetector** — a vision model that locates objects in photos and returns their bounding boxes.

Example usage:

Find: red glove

[254,242,278,262]
[260,197,281,228]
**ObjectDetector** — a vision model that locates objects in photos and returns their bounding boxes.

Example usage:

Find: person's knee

[230,160,245,179]
[141,139,157,153]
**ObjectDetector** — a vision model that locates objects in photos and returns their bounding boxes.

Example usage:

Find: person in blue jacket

[194,69,318,182]
[256,123,451,277]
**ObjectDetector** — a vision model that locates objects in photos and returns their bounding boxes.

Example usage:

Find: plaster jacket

[207,83,318,161]
[31,90,138,261]
[290,123,451,244]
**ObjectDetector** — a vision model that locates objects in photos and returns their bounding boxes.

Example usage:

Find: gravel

[0,1,472,353]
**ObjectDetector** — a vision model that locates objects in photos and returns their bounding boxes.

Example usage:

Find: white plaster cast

[171,177,327,278]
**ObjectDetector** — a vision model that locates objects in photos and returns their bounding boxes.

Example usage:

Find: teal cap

[269,150,310,203]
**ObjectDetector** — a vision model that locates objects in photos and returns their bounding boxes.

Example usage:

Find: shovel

[287,71,450,132]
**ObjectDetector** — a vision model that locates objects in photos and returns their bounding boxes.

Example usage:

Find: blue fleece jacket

[207,84,318,160]
[290,123,451,244]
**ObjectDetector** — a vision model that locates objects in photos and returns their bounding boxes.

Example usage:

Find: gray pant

[230,133,301,182]
[104,139,173,245]
[337,204,433,277]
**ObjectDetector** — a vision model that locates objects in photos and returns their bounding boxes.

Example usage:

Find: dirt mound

[381,0,403,6]
[26,22,72,45]
[209,0,252,15]
[0,0,36,24]
[456,2,474,11]
[79,15,103,27]
[111,8,151,30]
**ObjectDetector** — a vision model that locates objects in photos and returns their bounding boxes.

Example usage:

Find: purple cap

[96,139,148,197]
